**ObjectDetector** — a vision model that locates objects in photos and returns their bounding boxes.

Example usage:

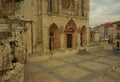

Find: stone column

[60,25,65,49]
[59,0,62,15]
[79,0,82,17]
[77,32,80,48]
[87,27,90,46]
[38,0,43,47]
[43,26,49,52]
[60,33,65,49]
[24,23,32,53]
[34,0,43,52]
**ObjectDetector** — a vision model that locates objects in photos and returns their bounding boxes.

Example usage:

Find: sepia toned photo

[0,0,120,82]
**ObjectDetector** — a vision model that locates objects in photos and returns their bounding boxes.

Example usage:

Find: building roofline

[112,20,120,24]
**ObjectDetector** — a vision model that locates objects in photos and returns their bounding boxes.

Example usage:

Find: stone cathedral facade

[16,0,90,53]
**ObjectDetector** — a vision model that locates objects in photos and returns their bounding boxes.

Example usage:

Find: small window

[117,42,119,48]
[116,24,120,30]
[48,0,53,12]
[81,0,84,17]
[117,24,120,27]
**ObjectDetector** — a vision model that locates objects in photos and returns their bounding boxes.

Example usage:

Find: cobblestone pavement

[24,50,120,82]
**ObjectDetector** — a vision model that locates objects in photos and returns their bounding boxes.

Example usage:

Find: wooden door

[67,34,72,48]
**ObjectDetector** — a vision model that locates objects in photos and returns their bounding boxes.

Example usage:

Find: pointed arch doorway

[80,26,87,47]
[49,23,60,50]
[65,19,77,48]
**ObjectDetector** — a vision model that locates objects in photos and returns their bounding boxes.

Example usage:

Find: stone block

[1,63,24,82]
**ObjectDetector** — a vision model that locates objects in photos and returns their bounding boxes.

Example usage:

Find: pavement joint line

[91,58,120,66]
[105,56,120,61]
[33,63,71,82]
[77,68,111,81]
[24,49,120,82]
[27,59,93,81]
[37,58,110,80]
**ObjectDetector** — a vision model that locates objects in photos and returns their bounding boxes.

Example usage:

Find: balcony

[116,36,120,39]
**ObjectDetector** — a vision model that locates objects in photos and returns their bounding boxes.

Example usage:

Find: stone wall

[99,41,109,49]
[1,63,24,82]
[86,45,103,52]
[0,39,24,82]
[86,42,109,52]
[0,40,11,71]
[42,49,77,57]
[28,49,78,62]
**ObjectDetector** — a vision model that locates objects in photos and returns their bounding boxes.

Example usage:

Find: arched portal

[65,19,77,48]
[80,26,87,47]
[49,23,60,50]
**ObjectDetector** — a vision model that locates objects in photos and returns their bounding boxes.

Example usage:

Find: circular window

[62,0,71,9]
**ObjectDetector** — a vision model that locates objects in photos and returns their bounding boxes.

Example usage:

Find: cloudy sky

[90,0,120,27]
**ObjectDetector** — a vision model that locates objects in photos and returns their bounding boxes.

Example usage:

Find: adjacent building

[94,22,113,43]
[113,20,120,52]
[90,28,100,42]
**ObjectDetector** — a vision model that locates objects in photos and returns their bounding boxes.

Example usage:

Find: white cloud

[90,0,120,27]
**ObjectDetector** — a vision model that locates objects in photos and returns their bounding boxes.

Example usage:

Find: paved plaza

[24,50,120,82]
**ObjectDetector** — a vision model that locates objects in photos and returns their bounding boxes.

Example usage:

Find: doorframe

[49,37,54,50]
[66,33,73,48]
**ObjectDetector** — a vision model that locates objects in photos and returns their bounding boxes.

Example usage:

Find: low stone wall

[28,49,78,62]
[1,63,24,82]
[86,45,103,52]
[99,41,109,49]
[86,42,109,52]
[44,49,77,58]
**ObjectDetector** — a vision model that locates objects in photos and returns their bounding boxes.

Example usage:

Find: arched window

[49,23,60,50]
[48,0,59,13]
[81,0,84,17]
[48,0,53,12]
